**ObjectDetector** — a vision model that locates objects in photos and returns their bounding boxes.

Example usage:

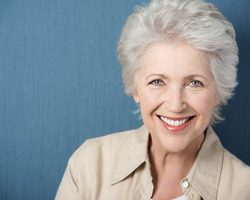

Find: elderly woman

[56,0,250,199]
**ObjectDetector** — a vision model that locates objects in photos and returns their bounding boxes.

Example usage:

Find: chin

[162,141,190,154]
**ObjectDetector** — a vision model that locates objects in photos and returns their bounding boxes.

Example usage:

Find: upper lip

[157,115,195,120]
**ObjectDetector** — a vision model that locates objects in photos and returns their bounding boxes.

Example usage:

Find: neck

[149,133,205,186]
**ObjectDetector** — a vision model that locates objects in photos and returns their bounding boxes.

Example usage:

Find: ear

[133,90,140,104]
[214,92,220,106]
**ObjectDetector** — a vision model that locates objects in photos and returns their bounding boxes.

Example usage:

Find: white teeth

[175,121,179,126]
[160,116,189,127]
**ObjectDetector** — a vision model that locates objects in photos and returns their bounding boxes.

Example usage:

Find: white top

[174,195,188,200]
[151,195,187,200]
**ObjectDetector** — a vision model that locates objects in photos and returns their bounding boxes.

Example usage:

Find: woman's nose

[164,86,187,113]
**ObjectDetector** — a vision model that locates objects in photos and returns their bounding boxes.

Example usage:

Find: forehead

[139,42,212,78]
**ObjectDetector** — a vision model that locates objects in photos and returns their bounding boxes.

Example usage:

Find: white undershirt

[173,194,187,200]
[151,194,187,200]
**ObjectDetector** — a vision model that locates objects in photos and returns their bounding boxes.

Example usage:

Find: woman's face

[133,42,219,154]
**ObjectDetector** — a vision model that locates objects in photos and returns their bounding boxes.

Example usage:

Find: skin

[133,42,219,199]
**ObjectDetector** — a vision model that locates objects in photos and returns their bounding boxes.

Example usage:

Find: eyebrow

[145,73,168,80]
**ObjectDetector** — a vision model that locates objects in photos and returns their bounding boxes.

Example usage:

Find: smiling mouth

[158,115,194,130]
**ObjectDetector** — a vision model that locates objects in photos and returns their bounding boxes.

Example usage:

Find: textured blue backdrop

[0,0,249,199]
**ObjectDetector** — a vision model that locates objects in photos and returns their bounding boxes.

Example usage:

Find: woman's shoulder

[77,126,144,152]
[68,126,147,168]
[218,148,250,198]
[222,148,250,177]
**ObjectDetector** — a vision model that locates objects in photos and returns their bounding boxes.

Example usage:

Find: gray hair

[117,0,238,124]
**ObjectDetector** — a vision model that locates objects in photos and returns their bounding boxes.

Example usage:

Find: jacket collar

[111,126,150,185]
[186,127,224,200]
[111,125,224,200]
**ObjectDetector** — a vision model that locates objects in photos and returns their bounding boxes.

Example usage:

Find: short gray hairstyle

[117,0,238,123]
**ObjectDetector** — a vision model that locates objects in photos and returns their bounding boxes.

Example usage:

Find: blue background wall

[0,0,249,199]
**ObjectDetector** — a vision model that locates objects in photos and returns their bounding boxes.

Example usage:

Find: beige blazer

[55,126,250,200]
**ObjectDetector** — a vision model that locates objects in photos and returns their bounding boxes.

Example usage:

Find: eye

[188,80,204,88]
[148,79,165,86]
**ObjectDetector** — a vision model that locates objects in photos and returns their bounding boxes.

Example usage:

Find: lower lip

[160,118,193,133]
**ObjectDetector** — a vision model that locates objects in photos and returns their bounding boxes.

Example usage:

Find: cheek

[138,89,162,111]
[189,92,216,115]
